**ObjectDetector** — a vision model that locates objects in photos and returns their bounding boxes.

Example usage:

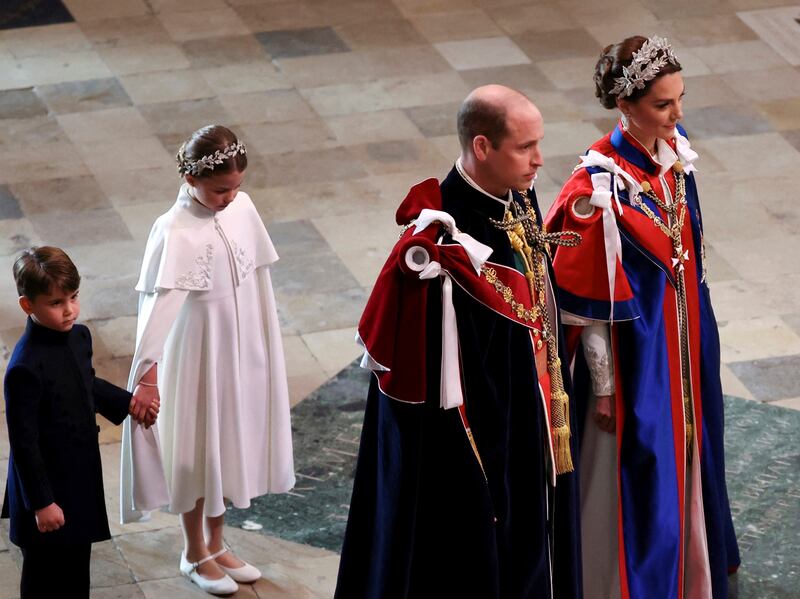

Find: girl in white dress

[120,125,295,595]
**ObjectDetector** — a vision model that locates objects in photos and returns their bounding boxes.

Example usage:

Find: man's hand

[593,395,615,433]
[131,384,160,428]
[35,502,64,533]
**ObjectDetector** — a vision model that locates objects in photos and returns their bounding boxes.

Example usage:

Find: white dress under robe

[120,185,295,523]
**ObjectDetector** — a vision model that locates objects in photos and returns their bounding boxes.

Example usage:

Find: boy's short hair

[13,246,81,300]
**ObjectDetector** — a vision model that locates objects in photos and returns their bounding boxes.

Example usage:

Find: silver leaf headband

[609,36,679,99]
[177,140,246,177]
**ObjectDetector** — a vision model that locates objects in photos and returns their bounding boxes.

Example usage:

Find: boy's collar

[27,316,72,343]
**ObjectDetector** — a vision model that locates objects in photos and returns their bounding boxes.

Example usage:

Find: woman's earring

[620,112,630,130]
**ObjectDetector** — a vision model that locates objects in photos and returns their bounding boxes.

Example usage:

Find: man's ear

[19,296,33,315]
[472,135,491,161]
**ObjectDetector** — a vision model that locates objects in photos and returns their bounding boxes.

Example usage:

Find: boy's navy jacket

[1,318,131,547]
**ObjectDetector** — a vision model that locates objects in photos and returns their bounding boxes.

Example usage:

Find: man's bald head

[457,85,538,153]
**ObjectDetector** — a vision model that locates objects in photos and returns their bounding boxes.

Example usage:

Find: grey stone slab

[114,527,184,582]
[91,539,136,588]
[35,77,132,115]
[0,186,22,220]
[780,313,800,337]
[255,26,350,59]
[275,285,366,336]
[0,88,48,119]
[682,104,775,139]
[29,208,132,247]
[253,148,367,188]
[90,583,146,598]
[780,129,800,152]
[0,116,69,147]
[137,97,234,138]
[513,28,600,62]
[267,219,333,255]
[80,278,139,320]
[181,35,267,68]
[728,354,800,402]
[10,175,109,215]
[459,63,556,93]
[403,102,459,138]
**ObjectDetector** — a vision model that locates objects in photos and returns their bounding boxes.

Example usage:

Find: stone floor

[1,0,800,596]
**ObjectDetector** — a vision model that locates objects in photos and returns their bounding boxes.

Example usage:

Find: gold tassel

[549,367,574,475]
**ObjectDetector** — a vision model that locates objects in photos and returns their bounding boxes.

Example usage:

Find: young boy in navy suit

[1,247,158,598]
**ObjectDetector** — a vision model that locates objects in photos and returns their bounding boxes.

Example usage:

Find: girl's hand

[593,395,615,433]
[131,384,160,428]
[35,502,65,533]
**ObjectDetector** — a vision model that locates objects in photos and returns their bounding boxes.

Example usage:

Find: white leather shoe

[215,546,262,583]
[180,550,238,595]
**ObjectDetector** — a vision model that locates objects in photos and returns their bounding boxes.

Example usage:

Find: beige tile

[682,75,743,109]
[768,397,800,411]
[335,17,427,49]
[282,335,326,406]
[91,539,136,587]
[538,55,598,90]
[721,66,800,101]
[427,134,460,163]
[92,316,138,359]
[693,40,789,74]
[434,36,530,71]
[662,14,760,46]
[708,278,777,324]
[719,363,756,400]
[57,106,154,143]
[139,577,259,597]
[120,70,215,105]
[691,132,800,180]
[326,110,423,145]
[313,209,398,287]
[736,5,800,66]
[78,16,172,48]
[95,167,178,207]
[0,56,29,90]
[62,0,150,21]
[200,62,291,95]
[409,8,503,41]
[300,327,361,378]
[489,4,575,35]
[0,218,41,257]
[0,551,20,599]
[669,46,713,78]
[278,45,452,88]
[241,119,338,156]
[157,8,250,41]
[757,97,800,130]
[301,72,470,117]
[116,201,175,245]
[232,2,327,32]
[718,316,800,362]
[10,174,109,215]
[0,23,91,58]
[0,141,90,185]
[220,90,317,126]
[149,0,225,12]
[584,11,662,49]
[16,51,113,86]
[78,137,173,176]
[348,138,452,176]
[244,147,367,188]
[714,233,800,281]
[91,583,146,598]
[99,43,191,76]
[539,121,604,158]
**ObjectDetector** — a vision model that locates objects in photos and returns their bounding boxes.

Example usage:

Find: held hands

[131,383,160,428]
[593,395,615,434]
[35,502,65,533]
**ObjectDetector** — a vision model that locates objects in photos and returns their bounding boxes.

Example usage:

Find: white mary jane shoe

[215,546,262,583]
[180,550,238,595]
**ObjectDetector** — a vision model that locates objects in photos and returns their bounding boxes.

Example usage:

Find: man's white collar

[455,158,512,207]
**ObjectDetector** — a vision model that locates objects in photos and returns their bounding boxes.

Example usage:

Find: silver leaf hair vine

[610,36,679,99]
[178,141,247,177]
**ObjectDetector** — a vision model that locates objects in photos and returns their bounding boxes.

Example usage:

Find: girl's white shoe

[180,550,238,595]
[215,546,262,583]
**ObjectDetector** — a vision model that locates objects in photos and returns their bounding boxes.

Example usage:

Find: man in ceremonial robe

[335,85,583,599]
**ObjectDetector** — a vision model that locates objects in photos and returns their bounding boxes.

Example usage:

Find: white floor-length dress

[120,185,295,522]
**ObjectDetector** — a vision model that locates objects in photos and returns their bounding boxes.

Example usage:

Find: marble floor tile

[682,104,774,138]
[311,0,406,27]
[768,397,800,411]
[737,5,800,67]
[200,61,291,96]
[29,208,132,249]
[640,0,736,19]
[693,40,789,74]
[78,15,172,48]
[0,55,30,90]
[181,35,266,69]
[334,17,427,49]
[714,233,800,280]
[403,102,461,138]
[255,27,350,59]
[94,166,177,208]
[16,49,113,86]
[325,110,423,145]
[703,243,740,283]
[91,539,136,588]
[79,276,139,321]
[91,584,147,598]
[283,334,327,407]
[720,363,756,400]
[274,284,367,336]
[682,74,744,109]
[780,128,800,152]
[728,354,800,402]
[251,147,368,189]
[36,77,132,114]
[409,8,503,42]
[348,138,452,176]
[0,115,69,146]
[459,63,556,93]
[514,28,600,62]
[301,72,470,117]
[538,55,601,91]
[0,552,20,599]
[0,140,90,185]
[148,0,225,12]
[277,44,452,88]
[241,119,338,156]
[92,316,137,359]
[487,3,575,35]
[231,2,327,33]
[721,67,800,101]
[538,121,604,158]
[661,14,760,46]
[220,90,317,126]
[78,137,172,176]
[0,23,90,58]
[434,36,530,71]
[301,327,361,379]
[692,132,800,180]
[10,174,108,214]
[0,88,47,119]
[0,186,22,220]
[119,69,215,105]
[718,316,800,363]
[57,106,153,143]
[0,218,41,257]
[157,8,250,41]
[139,577,260,598]
[539,154,585,189]
[99,43,191,76]
[137,97,233,137]
[757,98,800,131]
[62,0,149,21]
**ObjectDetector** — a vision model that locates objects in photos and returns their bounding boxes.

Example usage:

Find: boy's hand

[131,385,160,428]
[593,395,615,433]
[35,502,65,533]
